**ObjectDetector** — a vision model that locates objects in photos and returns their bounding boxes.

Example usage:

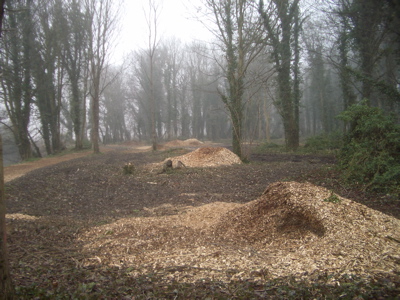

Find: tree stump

[123,162,135,175]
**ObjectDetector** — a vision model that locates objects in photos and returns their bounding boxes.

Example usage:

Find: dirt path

[3,144,156,183]
[4,150,94,183]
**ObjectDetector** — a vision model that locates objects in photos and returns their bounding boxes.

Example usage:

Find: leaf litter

[4,145,400,297]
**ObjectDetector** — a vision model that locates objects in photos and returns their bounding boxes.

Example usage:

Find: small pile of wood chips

[79,181,400,284]
[166,147,242,168]
[164,139,204,148]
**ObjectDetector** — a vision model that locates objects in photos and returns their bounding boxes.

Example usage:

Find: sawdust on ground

[78,181,400,283]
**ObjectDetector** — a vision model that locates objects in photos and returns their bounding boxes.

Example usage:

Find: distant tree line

[0,0,399,161]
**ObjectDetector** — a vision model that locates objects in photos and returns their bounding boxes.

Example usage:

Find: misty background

[0,0,399,164]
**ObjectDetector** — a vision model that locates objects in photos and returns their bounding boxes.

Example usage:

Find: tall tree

[332,0,400,110]
[205,0,264,159]
[161,38,182,140]
[1,0,35,160]
[177,62,191,139]
[349,0,384,104]
[129,47,164,143]
[61,0,90,150]
[144,0,162,150]
[32,0,64,155]
[187,42,208,140]
[336,1,356,112]
[86,0,119,153]
[259,0,301,151]
[292,2,301,145]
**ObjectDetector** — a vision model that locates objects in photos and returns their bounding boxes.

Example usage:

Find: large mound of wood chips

[79,181,400,283]
[166,146,242,168]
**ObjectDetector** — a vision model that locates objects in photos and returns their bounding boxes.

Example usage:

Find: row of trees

[114,0,302,159]
[0,0,119,160]
[302,0,400,135]
[0,0,399,161]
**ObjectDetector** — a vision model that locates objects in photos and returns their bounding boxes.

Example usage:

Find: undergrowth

[337,102,400,195]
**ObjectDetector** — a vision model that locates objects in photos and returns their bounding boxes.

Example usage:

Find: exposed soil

[4,144,400,298]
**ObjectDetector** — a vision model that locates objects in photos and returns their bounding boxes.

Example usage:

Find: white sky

[112,0,212,64]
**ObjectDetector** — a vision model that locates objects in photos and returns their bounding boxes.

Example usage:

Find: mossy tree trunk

[205,0,264,160]
[259,0,300,151]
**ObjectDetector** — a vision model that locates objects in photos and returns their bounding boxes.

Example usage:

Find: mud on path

[4,145,400,298]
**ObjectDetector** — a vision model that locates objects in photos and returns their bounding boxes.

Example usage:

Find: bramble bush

[337,102,400,195]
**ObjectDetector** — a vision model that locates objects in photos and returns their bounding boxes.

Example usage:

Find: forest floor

[4,142,400,299]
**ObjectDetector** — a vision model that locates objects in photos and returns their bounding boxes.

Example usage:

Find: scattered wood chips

[6,213,39,221]
[78,181,400,283]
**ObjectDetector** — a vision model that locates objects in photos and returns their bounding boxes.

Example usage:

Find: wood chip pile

[210,181,327,244]
[164,139,204,148]
[79,181,400,283]
[165,147,242,168]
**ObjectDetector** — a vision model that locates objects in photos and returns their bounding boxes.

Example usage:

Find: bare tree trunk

[86,0,118,154]
[91,80,101,153]
[145,0,161,151]
[263,96,271,143]
[293,3,301,147]
[150,59,157,151]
